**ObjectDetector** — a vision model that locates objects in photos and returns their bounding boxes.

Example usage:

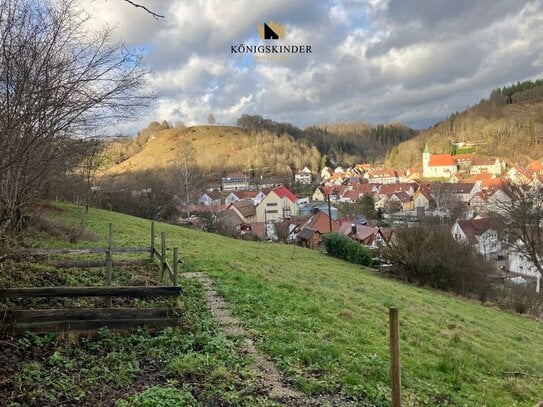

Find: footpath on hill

[183,272,356,407]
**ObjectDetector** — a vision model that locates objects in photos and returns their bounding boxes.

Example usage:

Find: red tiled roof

[272,186,297,203]
[322,185,346,196]
[392,191,411,203]
[471,158,497,166]
[341,191,361,201]
[528,161,543,172]
[428,154,456,167]
[378,183,413,196]
[300,210,340,234]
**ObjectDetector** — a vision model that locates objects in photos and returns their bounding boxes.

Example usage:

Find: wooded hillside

[385,79,543,168]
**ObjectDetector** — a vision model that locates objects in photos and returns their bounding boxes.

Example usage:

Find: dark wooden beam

[0,286,181,298]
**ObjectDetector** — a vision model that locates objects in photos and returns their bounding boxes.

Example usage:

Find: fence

[0,222,181,334]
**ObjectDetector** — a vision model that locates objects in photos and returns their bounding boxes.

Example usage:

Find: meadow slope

[39,203,543,406]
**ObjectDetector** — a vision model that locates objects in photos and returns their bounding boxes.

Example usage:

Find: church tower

[423,142,430,177]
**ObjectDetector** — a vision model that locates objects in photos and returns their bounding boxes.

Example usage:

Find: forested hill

[385,79,543,169]
[103,117,418,180]
[237,114,418,165]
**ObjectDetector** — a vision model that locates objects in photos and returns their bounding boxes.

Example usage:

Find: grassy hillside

[19,203,542,406]
[103,125,321,179]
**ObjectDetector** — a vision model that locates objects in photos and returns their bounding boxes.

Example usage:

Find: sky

[86,0,543,133]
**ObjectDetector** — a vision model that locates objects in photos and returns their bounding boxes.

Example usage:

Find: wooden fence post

[105,250,112,308]
[160,232,166,281]
[108,223,113,251]
[173,247,179,287]
[150,222,155,261]
[106,223,113,308]
[389,307,401,407]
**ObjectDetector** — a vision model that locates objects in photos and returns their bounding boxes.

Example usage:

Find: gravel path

[182,272,308,405]
[182,272,356,407]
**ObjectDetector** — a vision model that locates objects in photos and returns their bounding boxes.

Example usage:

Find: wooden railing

[0,221,182,335]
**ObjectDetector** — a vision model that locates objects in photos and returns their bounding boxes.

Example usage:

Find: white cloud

[85,0,543,133]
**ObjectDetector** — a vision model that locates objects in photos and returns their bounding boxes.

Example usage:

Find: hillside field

[3,203,543,406]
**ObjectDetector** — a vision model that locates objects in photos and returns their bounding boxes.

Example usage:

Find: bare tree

[495,184,543,283]
[0,0,152,232]
[174,141,203,216]
[207,113,216,125]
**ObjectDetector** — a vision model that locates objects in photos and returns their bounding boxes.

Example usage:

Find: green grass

[10,202,543,406]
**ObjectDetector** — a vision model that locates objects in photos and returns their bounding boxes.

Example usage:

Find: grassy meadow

[3,202,543,406]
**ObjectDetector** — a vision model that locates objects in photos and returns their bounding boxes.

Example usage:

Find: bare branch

[122,0,164,19]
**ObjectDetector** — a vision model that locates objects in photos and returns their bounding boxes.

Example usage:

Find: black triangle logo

[263,23,279,39]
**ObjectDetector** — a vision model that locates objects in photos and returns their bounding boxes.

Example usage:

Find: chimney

[351,223,357,236]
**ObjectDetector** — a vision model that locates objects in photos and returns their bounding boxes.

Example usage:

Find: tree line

[237,114,418,166]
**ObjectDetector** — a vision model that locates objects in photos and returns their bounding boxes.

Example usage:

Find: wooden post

[173,247,179,287]
[150,222,155,261]
[160,232,166,280]
[389,307,401,407]
[105,250,112,308]
[108,223,113,251]
[106,223,113,308]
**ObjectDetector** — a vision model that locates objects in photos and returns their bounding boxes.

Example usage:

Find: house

[324,172,349,186]
[469,191,488,214]
[389,192,413,212]
[451,218,504,260]
[295,167,312,184]
[297,209,340,249]
[354,163,372,174]
[339,190,362,203]
[224,190,266,205]
[222,172,250,191]
[527,160,543,176]
[257,177,284,189]
[198,191,221,206]
[256,185,298,222]
[507,165,533,185]
[412,188,432,210]
[469,158,503,175]
[220,208,245,229]
[486,187,512,215]
[228,199,257,223]
[320,167,333,179]
[312,185,345,202]
[378,183,416,197]
[339,223,392,248]
[405,167,423,181]
[508,242,542,292]
[429,182,480,205]
[365,169,405,184]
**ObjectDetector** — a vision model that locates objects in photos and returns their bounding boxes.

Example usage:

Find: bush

[381,226,491,297]
[322,232,372,266]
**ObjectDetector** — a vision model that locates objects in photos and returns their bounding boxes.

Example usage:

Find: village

[182,143,543,292]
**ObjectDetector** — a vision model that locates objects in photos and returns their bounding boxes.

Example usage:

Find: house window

[267,202,278,206]
[267,210,278,214]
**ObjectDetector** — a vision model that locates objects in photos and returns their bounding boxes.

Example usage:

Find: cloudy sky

[87,0,543,133]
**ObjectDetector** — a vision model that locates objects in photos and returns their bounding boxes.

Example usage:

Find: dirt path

[183,272,314,406]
